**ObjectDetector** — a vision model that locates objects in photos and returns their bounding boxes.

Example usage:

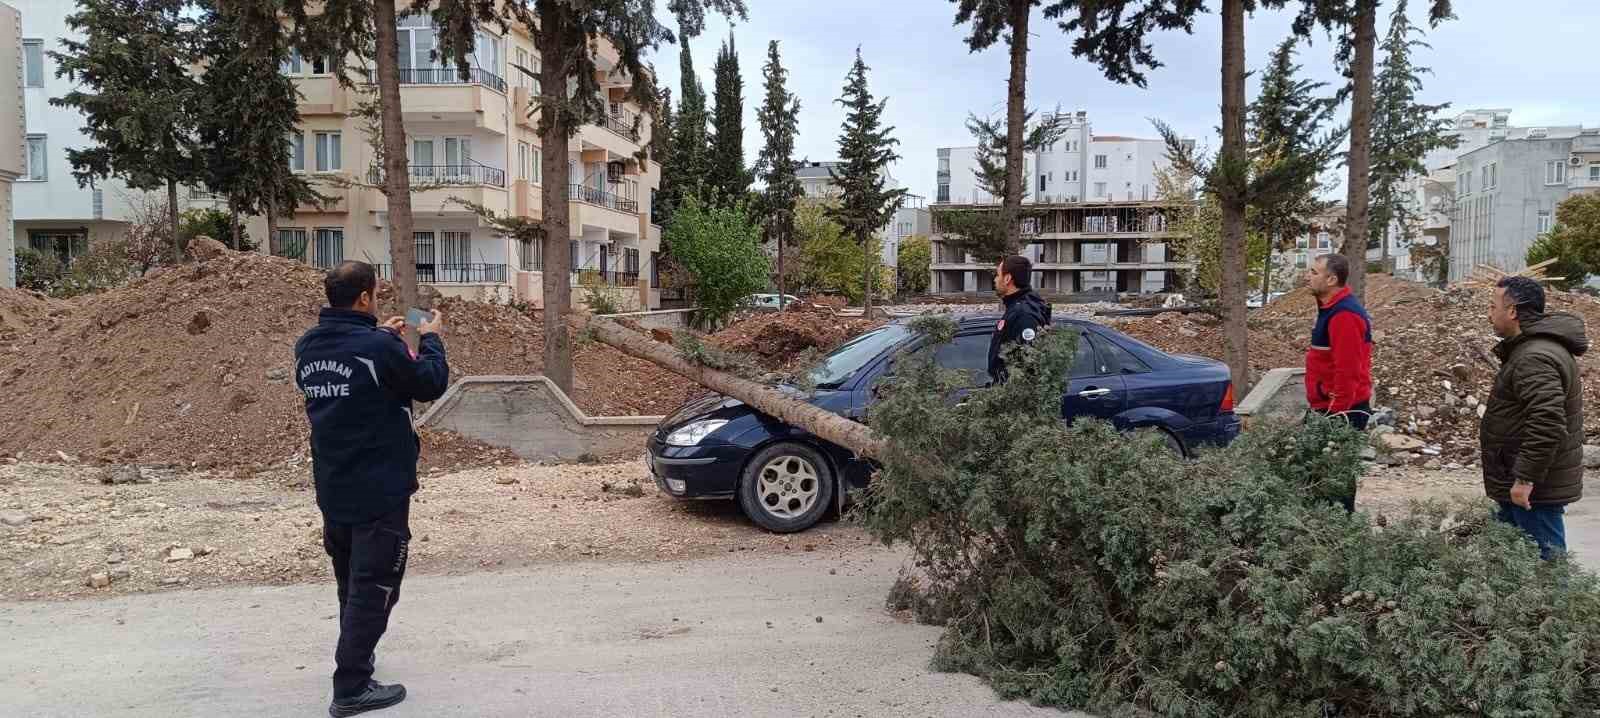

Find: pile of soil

[0,288,61,337]
[0,246,696,470]
[1121,275,1600,462]
[710,309,882,371]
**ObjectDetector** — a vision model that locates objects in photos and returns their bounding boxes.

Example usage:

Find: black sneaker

[329,680,406,717]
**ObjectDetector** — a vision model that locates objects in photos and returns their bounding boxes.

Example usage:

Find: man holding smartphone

[294,261,449,716]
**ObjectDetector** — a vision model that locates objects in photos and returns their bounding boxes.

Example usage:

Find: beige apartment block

[1,2,21,289]
[240,9,663,310]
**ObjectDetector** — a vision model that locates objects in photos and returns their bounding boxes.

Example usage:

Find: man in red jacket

[1304,254,1374,511]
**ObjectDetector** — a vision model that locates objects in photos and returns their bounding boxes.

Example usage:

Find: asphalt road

[0,548,1076,718]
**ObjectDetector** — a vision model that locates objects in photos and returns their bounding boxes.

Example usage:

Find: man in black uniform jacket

[294,261,449,717]
[987,254,1053,384]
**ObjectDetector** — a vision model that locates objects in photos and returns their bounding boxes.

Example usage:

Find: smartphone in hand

[405,307,430,328]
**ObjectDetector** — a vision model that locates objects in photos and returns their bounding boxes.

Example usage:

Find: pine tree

[951,0,1039,255]
[1368,0,1457,267]
[754,40,802,310]
[194,0,319,255]
[50,0,201,257]
[829,49,907,319]
[1248,37,1344,299]
[933,108,1068,263]
[707,32,750,203]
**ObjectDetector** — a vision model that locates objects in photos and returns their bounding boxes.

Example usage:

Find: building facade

[9,0,139,274]
[930,111,1193,295]
[887,194,930,268]
[1,2,21,289]
[1447,125,1600,282]
[249,9,662,309]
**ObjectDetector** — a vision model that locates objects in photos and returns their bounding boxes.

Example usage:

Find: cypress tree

[708,32,750,203]
[1368,0,1457,265]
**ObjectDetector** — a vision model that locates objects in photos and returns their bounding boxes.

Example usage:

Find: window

[1317,231,1330,249]
[1069,331,1104,379]
[312,55,331,75]
[1098,338,1152,375]
[442,231,471,267]
[314,132,341,172]
[937,157,950,173]
[1546,160,1567,185]
[1591,163,1600,182]
[517,237,541,271]
[518,142,531,181]
[936,184,950,203]
[530,147,542,184]
[1038,174,1046,192]
[24,135,46,180]
[1487,163,1497,189]
[931,333,992,387]
[23,39,44,87]
[28,230,87,265]
[1462,171,1472,195]
[1093,182,1107,198]
[1538,210,1553,235]
[288,132,305,172]
[276,228,308,259]
[281,49,303,75]
[1296,234,1308,249]
[1480,165,1489,192]
[311,228,344,268]
[1094,154,1108,169]
[472,29,502,76]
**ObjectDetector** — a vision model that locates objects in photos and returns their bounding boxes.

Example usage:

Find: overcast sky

[648,0,1600,201]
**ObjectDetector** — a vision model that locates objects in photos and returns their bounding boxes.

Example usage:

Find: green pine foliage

[862,326,1600,717]
[662,25,712,225]
[1369,0,1459,250]
[828,49,906,314]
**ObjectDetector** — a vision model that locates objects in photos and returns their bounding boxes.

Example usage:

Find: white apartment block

[10,0,140,273]
[930,110,1193,295]
[1,2,21,289]
[245,9,662,309]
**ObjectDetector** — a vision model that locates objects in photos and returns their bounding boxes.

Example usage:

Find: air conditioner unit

[1570,155,1584,167]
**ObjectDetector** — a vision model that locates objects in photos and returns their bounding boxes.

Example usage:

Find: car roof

[895,313,1096,330]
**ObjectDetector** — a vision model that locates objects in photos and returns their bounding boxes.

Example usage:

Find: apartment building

[1447,124,1600,282]
[9,0,140,274]
[794,160,907,267]
[887,194,930,268]
[930,110,1193,295]
[242,9,662,309]
[1,3,20,288]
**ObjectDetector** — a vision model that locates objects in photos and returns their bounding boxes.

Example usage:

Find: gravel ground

[0,459,869,602]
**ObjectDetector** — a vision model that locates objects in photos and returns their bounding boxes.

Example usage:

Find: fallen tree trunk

[573,314,885,459]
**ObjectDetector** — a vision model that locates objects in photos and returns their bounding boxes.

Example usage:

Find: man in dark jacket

[1481,275,1587,560]
[987,254,1052,385]
[295,261,449,716]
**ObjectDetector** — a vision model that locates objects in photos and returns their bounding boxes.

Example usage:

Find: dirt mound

[1108,312,1304,382]
[0,288,62,337]
[1254,274,1437,323]
[0,247,696,470]
[711,310,882,371]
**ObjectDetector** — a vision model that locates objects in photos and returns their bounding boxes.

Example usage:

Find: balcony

[368,66,508,94]
[602,103,641,141]
[374,263,509,284]
[571,268,641,287]
[570,184,638,213]
[365,66,509,134]
[368,162,507,188]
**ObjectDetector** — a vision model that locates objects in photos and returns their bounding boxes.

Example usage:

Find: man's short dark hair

[325,261,378,309]
[1497,275,1546,316]
[1317,254,1350,286]
[1000,254,1032,289]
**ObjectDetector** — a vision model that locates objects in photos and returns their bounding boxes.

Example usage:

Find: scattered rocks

[186,309,213,336]
[159,576,188,587]
[87,573,111,589]
[0,510,30,527]
[1378,434,1426,452]
[165,547,195,563]
[494,475,519,485]
[265,367,291,384]
[109,568,131,581]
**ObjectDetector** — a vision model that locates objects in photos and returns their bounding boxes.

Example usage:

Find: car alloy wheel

[756,454,820,519]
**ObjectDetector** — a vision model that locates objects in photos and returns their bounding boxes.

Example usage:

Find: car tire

[738,442,835,533]
[1130,426,1186,459]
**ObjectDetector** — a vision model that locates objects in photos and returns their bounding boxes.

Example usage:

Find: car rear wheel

[1130,426,1186,459]
[738,442,834,533]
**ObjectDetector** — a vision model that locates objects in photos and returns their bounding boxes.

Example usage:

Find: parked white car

[745,293,802,310]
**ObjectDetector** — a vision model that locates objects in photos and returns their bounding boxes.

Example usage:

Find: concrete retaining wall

[602,307,699,330]
[416,375,665,462]
[1237,367,1309,426]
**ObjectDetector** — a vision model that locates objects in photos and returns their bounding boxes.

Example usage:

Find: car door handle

[1078,388,1111,398]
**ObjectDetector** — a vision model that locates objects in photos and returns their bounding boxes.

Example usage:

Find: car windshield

[803,325,910,390]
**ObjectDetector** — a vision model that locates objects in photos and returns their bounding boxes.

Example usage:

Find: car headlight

[665,419,729,447]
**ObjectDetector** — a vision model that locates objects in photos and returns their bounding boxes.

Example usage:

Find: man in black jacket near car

[988,254,1053,384]
[295,261,449,716]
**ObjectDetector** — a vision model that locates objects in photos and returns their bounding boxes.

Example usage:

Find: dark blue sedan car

[647,314,1240,533]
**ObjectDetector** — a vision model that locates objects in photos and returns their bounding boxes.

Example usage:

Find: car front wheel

[738,442,835,533]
